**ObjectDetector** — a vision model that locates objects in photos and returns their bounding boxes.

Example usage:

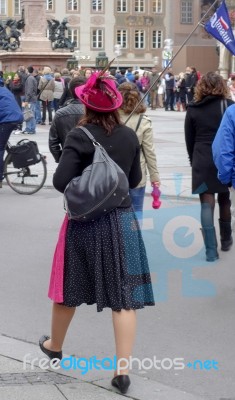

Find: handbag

[9,139,40,168]
[23,106,34,122]
[64,126,129,222]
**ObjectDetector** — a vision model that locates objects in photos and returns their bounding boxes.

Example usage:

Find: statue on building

[0,18,25,51]
[47,18,76,51]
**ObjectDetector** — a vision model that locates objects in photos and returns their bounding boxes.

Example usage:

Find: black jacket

[49,99,84,162]
[185,72,198,90]
[53,124,142,208]
[185,95,233,193]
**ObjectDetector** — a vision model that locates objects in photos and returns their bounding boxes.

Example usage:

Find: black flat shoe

[111,375,131,394]
[39,335,62,362]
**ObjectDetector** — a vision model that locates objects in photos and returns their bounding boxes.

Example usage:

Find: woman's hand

[151,181,160,187]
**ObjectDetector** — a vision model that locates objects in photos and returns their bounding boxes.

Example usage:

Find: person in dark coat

[185,72,233,262]
[185,66,198,103]
[39,70,155,395]
[49,76,86,162]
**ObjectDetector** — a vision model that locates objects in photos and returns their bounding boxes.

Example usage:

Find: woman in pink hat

[39,71,155,395]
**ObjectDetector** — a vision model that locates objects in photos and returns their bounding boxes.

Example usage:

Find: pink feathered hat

[75,65,122,112]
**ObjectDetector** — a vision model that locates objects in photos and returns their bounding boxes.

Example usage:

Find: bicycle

[3,139,47,195]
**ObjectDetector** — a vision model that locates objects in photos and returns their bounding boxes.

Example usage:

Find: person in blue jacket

[213,103,235,234]
[0,85,23,188]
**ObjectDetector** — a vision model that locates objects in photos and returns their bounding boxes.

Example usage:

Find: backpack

[64,126,129,222]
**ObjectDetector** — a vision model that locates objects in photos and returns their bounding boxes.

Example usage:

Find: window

[135,30,145,49]
[68,0,78,11]
[46,0,53,11]
[92,0,103,12]
[116,29,127,48]
[117,0,127,12]
[152,30,162,48]
[0,0,6,14]
[134,0,144,12]
[14,0,20,15]
[68,28,79,47]
[153,0,162,13]
[92,29,103,48]
[181,0,193,24]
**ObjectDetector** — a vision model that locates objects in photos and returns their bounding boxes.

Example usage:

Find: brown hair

[194,71,228,102]
[78,109,122,135]
[118,82,146,114]
[69,76,86,98]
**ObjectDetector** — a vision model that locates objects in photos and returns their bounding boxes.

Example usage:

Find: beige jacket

[119,110,160,188]
[38,77,55,102]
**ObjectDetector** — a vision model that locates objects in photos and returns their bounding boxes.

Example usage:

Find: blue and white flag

[204,0,235,55]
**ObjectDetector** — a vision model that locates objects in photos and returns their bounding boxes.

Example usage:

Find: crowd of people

[0,64,201,135]
[1,62,235,395]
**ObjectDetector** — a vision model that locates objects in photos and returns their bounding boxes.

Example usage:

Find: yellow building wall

[8,0,14,17]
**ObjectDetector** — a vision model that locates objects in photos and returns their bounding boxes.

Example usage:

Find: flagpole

[124,0,220,124]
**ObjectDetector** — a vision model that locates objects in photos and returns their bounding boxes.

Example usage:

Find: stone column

[20,0,51,52]
[218,46,230,79]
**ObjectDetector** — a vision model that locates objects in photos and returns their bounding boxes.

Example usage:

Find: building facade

[1,0,235,74]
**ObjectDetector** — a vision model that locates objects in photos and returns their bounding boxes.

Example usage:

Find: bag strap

[134,114,144,133]
[79,126,99,145]
[37,80,50,98]
[220,99,228,116]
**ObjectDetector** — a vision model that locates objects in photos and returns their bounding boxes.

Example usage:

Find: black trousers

[41,100,52,123]
[165,89,175,110]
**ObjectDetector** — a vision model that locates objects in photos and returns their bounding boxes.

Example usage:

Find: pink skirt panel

[48,215,68,303]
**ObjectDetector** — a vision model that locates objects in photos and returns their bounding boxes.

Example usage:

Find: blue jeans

[53,99,60,112]
[35,100,42,123]
[25,102,36,133]
[129,186,146,221]
[0,123,17,180]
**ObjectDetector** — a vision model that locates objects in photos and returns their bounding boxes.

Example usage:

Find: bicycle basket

[9,139,40,168]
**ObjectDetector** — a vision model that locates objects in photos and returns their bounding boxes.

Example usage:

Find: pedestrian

[23,66,37,135]
[53,72,64,112]
[33,69,42,124]
[49,76,86,162]
[59,68,72,107]
[116,68,127,85]
[212,103,235,232]
[84,68,93,80]
[125,67,135,82]
[38,67,55,125]
[149,68,159,110]
[0,85,23,188]
[140,71,150,95]
[39,71,155,395]
[185,72,233,262]
[118,82,161,220]
[164,68,175,111]
[228,75,235,101]
[0,71,4,87]
[175,72,186,111]
[185,66,198,103]
[7,72,24,135]
[157,76,165,108]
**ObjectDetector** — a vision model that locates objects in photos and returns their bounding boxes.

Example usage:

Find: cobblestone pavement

[0,371,78,386]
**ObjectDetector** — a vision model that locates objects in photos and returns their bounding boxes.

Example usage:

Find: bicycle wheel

[4,153,47,195]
